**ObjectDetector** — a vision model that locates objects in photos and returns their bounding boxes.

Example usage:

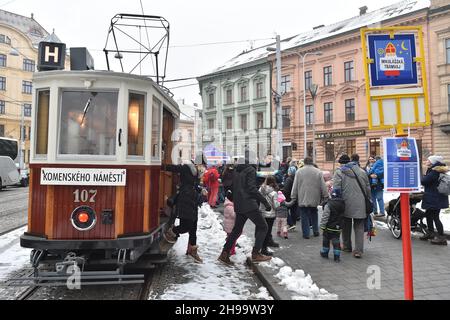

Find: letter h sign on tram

[37,42,66,71]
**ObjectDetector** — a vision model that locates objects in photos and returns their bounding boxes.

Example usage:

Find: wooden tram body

[20,70,178,272]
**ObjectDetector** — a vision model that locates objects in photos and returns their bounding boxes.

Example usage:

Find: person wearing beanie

[421,155,449,245]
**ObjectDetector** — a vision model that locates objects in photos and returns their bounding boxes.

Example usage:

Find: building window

[0,54,6,67]
[369,138,381,157]
[307,142,313,158]
[306,105,313,126]
[324,102,333,124]
[23,59,35,72]
[256,112,264,129]
[23,104,32,117]
[22,81,32,94]
[282,107,291,128]
[0,100,5,114]
[240,114,247,131]
[344,61,354,82]
[345,99,355,122]
[446,39,450,64]
[256,82,264,99]
[208,93,215,109]
[0,124,4,137]
[226,116,233,130]
[0,34,11,45]
[304,71,312,91]
[346,139,356,156]
[323,66,332,86]
[448,84,450,112]
[281,75,291,94]
[226,89,233,105]
[325,141,335,162]
[208,119,215,130]
[240,86,248,102]
[0,77,5,91]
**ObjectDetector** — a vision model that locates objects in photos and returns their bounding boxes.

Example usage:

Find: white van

[0,156,20,189]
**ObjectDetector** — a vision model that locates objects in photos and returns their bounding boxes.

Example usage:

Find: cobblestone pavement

[246,213,450,300]
[0,187,28,235]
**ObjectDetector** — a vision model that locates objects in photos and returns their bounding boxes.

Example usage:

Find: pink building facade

[269,0,449,172]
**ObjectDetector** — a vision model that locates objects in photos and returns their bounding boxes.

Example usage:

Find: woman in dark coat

[163,155,206,262]
[283,166,298,229]
[420,155,449,245]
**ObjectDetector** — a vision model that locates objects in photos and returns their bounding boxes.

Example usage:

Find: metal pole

[20,104,24,171]
[396,126,414,300]
[303,54,307,158]
[275,34,282,162]
[312,98,316,164]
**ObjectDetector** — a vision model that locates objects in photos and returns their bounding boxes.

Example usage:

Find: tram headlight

[71,206,96,231]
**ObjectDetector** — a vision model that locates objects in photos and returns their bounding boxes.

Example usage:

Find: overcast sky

[2,0,402,106]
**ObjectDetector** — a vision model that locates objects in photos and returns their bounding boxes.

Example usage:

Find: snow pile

[275,267,338,300]
[157,204,267,300]
[250,287,273,300]
[0,226,30,280]
[259,257,285,270]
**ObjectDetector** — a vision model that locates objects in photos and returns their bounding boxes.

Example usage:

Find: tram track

[0,223,27,238]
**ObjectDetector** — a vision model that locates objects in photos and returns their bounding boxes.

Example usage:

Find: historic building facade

[268,0,449,171]
[0,9,61,167]
[197,45,273,161]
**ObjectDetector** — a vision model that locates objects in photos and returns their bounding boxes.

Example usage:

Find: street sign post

[361,26,430,300]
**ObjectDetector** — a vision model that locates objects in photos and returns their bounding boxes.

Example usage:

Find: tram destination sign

[41,168,127,186]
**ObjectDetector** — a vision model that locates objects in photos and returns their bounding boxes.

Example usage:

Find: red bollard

[400,193,414,300]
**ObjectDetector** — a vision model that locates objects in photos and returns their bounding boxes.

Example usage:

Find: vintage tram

[20,68,179,283]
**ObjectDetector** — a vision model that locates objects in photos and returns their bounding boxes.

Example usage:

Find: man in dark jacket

[283,166,297,230]
[218,149,272,265]
[420,155,449,245]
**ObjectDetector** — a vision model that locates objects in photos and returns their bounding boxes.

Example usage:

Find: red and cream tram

[20,69,178,282]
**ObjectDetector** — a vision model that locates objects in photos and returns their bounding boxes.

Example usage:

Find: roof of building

[0,9,61,47]
[200,0,429,79]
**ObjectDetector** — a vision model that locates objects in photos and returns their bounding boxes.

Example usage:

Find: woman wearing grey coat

[332,154,371,258]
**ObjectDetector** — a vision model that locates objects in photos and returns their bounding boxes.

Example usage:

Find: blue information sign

[383,137,421,193]
[368,34,418,87]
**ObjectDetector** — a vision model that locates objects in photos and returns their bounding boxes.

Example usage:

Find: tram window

[128,93,145,157]
[36,90,50,156]
[59,91,118,156]
[152,97,161,160]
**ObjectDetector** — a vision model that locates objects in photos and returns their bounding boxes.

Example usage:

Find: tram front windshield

[59,91,118,156]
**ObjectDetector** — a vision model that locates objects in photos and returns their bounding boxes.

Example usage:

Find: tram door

[159,109,177,209]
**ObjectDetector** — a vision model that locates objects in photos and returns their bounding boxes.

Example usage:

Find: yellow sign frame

[361,26,430,132]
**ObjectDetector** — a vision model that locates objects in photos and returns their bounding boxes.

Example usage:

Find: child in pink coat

[223,191,239,255]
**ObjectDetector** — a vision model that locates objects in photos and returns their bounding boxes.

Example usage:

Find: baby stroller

[386,192,427,239]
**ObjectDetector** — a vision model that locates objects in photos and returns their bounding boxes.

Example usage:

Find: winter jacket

[421,163,449,210]
[320,198,345,234]
[204,167,220,188]
[259,184,280,218]
[233,164,270,214]
[368,159,384,191]
[291,165,329,208]
[333,162,371,219]
[221,166,234,188]
[165,163,201,221]
[282,175,295,202]
[223,198,236,234]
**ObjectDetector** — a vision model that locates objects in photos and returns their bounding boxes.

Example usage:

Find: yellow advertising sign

[361,26,430,131]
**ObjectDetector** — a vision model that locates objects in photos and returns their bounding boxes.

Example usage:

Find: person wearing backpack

[420,155,449,245]
[205,165,220,208]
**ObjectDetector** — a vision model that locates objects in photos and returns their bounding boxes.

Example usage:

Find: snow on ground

[157,204,270,300]
[157,204,337,300]
[0,226,30,280]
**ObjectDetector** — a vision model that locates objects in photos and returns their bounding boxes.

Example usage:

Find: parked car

[0,156,20,189]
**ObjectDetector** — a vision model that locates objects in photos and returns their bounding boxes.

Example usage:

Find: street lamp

[309,84,319,164]
[267,46,322,161]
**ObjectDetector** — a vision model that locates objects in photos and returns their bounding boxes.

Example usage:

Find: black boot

[334,255,341,263]
[266,237,280,248]
[420,230,435,241]
[431,235,448,245]
[261,247,273,256]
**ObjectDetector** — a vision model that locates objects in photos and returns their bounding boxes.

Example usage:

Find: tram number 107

[73,189,97,203]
